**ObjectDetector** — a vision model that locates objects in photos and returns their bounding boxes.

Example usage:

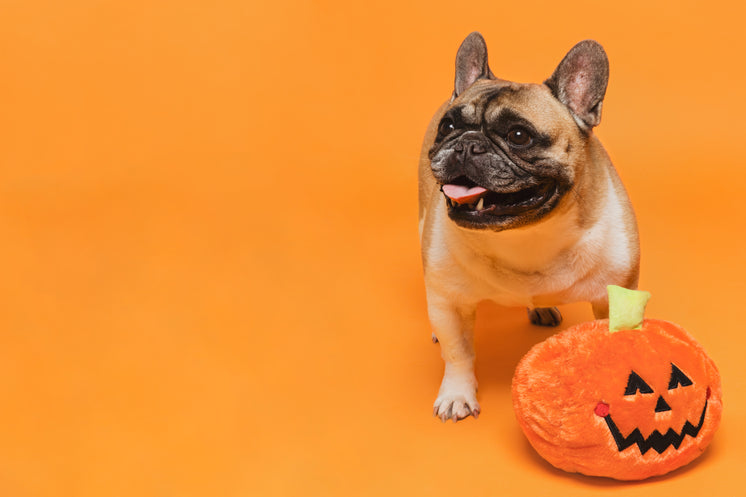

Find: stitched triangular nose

[655,395,672,413]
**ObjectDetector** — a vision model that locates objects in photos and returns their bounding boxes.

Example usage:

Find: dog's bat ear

[453,32,494,100]
[545,40,609,130]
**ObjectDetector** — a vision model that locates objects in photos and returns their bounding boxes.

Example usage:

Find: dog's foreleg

[427,291,479,422]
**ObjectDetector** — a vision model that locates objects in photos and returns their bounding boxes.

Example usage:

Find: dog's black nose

[455,140,487,156]
[468,142,486,155]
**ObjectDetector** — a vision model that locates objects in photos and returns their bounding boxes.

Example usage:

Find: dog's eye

[507,127,533,147]
[438,118,456,137]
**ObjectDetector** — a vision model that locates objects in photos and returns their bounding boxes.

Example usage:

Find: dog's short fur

[419,33,640,422]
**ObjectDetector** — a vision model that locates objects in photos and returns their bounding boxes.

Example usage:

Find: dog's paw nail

[434,397,480,422]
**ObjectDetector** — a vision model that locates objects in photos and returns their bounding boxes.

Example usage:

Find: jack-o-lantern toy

[512,286,722,480]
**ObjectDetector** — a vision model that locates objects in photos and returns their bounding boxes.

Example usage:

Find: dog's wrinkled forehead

[451,80,578,136]
[449,79,509,122]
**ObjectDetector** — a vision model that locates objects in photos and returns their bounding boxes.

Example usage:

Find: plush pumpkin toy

[512,286,722,480]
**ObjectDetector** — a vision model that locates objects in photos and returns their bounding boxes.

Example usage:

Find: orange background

[1,1,745,495]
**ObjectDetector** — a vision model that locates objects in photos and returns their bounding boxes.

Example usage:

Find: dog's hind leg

[527,307,563,327]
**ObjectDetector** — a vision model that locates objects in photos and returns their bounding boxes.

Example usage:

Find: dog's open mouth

[441,176,559,228]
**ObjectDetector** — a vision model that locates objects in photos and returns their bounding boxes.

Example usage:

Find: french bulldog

[418,33,640,422]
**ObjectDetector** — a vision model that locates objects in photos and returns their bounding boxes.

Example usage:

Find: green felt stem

[608,285,651,332]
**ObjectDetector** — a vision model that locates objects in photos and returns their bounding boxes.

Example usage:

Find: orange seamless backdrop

[0,1,744,496]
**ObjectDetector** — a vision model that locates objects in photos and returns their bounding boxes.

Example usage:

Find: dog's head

[428,32,609,231]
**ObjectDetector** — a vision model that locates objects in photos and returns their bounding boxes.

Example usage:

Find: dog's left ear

[545,40,609,130]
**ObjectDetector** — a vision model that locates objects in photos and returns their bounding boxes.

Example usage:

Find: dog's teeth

[476,198,484,211]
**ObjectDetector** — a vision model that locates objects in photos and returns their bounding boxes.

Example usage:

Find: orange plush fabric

[512,318,722,480]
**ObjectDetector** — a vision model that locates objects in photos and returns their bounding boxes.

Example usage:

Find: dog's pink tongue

[442,184,488,205]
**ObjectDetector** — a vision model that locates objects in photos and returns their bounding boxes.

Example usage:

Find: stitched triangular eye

[668,363,693,389]
[624,371,654,395]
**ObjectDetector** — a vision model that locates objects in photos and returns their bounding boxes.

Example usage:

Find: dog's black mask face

[428,83,575,231]
[428,33,609,231]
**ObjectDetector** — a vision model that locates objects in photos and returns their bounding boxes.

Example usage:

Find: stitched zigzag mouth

[602,400,708,455]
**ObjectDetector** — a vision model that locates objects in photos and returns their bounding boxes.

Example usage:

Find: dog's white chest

[424,186,630,308]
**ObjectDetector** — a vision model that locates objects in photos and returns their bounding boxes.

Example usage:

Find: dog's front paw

[433,383,480,422]
[527,307,562,327]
